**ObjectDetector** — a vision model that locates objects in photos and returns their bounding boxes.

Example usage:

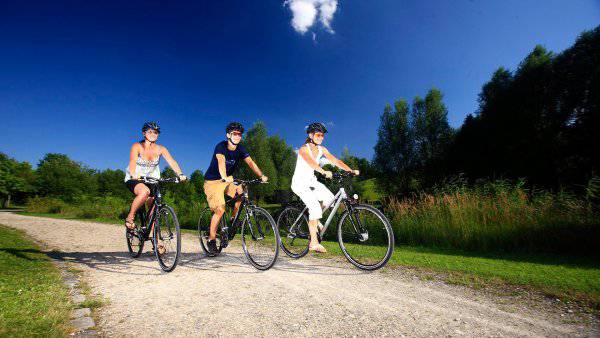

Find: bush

[386,180,600,253]
[25,197,66,214]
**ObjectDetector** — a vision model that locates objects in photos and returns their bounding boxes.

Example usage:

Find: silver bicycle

[277,172,394,270]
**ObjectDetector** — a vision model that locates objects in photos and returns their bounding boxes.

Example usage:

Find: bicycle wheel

[337,204,394,271]
[126,209,145,258]
[153,205,181,272]
[241,206,280,270]
[197,207,224,256]
[277,205,310,259]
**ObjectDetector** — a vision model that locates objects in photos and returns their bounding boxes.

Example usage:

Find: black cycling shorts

[125,180,156,197]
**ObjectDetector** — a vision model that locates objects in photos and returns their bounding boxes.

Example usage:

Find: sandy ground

[0,212,597,337]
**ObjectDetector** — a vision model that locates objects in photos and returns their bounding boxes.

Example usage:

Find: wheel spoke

[338,205,394,270]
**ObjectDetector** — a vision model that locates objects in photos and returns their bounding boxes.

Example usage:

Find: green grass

[0,224,72,336]
[315,239,600,308]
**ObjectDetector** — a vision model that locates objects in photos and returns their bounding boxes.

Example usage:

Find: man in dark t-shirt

[203,122,268,254]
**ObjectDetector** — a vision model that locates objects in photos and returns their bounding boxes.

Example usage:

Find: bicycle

[197,178,280,270]
[126,176,182,272]
[277,172,394,270]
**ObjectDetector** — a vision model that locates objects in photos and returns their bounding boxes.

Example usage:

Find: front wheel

[154,205,181,272]
[338,204,394,271]
[242,207,280,270]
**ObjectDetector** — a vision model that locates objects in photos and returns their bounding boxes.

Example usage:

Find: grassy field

[0,224,72,336]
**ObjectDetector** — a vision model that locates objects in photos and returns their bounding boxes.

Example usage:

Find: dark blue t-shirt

[204,141,250,180]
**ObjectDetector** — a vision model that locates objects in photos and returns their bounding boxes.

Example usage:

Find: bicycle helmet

[226,122,244,134]
[306,122,328,134]
[142,121,160,133]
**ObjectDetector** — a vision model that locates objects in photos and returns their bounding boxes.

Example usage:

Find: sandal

[309,243,327,253]
[125,217,136,231]
[157,243,166,255]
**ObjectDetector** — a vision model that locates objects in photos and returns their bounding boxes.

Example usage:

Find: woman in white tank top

[124,122,187,230]
[291,123,359,253]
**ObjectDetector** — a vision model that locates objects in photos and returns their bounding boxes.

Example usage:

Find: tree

[239,121,278,201]
[373,100,414,194]
[96,169,129,199]
[268,135,296,191]
[35,153,97,201]
[0,153,35,207]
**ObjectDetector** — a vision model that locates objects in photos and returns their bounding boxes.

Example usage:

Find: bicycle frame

[289,186,348,237]
[137,182,166,239]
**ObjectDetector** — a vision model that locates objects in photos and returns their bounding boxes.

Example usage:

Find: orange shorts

[203,177,238,210]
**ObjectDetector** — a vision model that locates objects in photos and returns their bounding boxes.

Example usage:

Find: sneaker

[207,239,219,254]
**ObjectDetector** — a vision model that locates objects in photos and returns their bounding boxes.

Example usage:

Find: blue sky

[1,1,599,174]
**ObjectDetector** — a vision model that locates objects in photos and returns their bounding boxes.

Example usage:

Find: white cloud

[284,0,338,35]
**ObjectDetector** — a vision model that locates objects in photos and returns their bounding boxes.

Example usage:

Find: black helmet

[142,121,160,133]
[306,122,328,134]
[226,122,244,134]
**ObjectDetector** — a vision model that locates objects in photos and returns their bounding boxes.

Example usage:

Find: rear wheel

[198,207,224,256]
[126,209,145,258]
[242,207,280,270]
[277,205,310,259]
[153,205,181,272]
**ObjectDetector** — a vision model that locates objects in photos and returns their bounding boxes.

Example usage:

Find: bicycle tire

[126,209,145,258]
[337,204,394,271]
[197,207,224,256]
[153,205,181,272]
[276,205,310,259]
[241,206,280,270]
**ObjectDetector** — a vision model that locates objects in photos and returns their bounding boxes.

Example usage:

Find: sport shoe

[207,239,219,254]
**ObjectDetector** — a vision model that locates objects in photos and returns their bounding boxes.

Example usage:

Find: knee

[213,206,225,216]
[307,204,323,221]
[137,189,150,199]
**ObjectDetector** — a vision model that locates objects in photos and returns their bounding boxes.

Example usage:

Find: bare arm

[244,157,265,178]
[215,154,228,180]
[128,143,140,179]
[160,146,184,176]
[322,147,354,172]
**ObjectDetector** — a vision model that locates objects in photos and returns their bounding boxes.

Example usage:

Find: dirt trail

[1,212,595,337]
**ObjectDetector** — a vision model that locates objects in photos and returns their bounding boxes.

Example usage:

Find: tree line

[374,26,600,197]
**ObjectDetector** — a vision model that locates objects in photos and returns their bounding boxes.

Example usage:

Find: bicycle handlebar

[137,176,181,184]
[221,178,268,185]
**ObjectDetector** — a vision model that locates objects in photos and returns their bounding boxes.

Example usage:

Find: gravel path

[1,212,595,337]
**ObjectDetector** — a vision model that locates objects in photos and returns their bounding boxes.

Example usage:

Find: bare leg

[126,184,150,228]
[209,206,225,240]
[308,219,327,253]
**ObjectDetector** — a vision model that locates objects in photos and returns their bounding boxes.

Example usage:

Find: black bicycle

[197,178,280,270]
[126,176,182,272]
[277,172,394,270]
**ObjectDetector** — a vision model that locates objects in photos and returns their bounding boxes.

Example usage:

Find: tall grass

[386,180,599,253]
[24,195,206,229]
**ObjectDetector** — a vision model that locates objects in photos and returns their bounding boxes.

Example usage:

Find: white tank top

[124,146,161,182]
[291,144,322,188]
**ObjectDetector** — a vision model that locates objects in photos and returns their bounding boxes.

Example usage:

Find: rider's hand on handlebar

[352,169,360,176]
[178,174,187,182]
[323,170,333,179]
[260,175,268,183]
[132,174,140,180]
